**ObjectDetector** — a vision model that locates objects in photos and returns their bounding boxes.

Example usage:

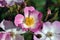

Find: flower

[14,0,24,4]
[0,32,24,40]
[0,20,26,34]
[0,0,24,7]
[34,21,60,40]
[5,0,24,6]
[0,0,14,7]
[14,6,43,32]
[0,20,26,40]
[5,0,15,6]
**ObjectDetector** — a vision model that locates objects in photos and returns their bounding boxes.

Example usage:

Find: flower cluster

[14,6,60,40]
[0,6,60,40]
[0,20,25,40]
[34,21,60,40]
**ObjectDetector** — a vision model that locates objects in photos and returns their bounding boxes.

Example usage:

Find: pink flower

[34,21,60,40]
[14,6,43,32]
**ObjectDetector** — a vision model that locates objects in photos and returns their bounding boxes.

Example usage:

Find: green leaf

[32,0,46,11]
[24,31,33,40]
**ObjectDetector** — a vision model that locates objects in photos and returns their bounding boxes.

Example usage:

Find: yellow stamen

[25,17,34,27]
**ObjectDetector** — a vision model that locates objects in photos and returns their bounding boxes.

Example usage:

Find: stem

[45,14,49,21]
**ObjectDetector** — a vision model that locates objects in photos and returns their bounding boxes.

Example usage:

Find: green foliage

[31,0,46,12]
[24,31,33,40]
[57,0,60,5]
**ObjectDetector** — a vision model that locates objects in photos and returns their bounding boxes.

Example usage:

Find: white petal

[42,22,55,34]
[52,34,60,40]
[52,21,60,33]
[5,28,17,34]
[46,37,50,40]
[51,36,55,40]
[14,0,24,3]
[3,20,16,30]
[21,23,29,28]
[42,23,50,34]
[5,0,14,6]
[16,29,26,34]
[54,36,60,40]
[0,20,5,30]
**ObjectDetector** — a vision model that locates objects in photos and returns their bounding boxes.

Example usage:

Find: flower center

[25,17,34,26]
[10,32,15,37]
[46,32,53,37]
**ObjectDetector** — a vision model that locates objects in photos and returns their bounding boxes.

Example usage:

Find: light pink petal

[42,22,52,34]
[30,10,42,22]
[44,22,51,27]
[43,21,60,34]
[52,21,60,33]
[0,32,11,40]
[30,10,43,21]
[15,34,24,40]
[24,6,35,17]
[5,33,11,40]
[30,22,43,32]
[19,23,29,31]
[0,4,4,7]
[14,14,24,27]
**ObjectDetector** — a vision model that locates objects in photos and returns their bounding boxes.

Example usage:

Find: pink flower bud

[47,8,51,15]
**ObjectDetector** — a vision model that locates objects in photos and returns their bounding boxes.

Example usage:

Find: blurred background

[0,0,60,22]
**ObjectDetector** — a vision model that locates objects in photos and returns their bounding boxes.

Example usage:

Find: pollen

[10,32,15,37]
[46,32,53,37]
[25,17,34,27]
